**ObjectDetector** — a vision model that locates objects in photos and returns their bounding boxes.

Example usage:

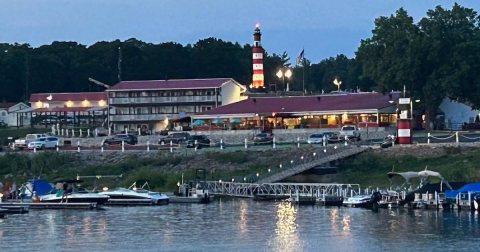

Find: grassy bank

[336,146,480,187]
[1,146,480,191]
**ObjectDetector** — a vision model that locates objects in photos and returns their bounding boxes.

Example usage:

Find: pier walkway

[257,145,369,183]
[204,181,361,199]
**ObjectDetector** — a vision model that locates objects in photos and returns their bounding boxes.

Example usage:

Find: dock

[0,202,100,210]
[105,199,155,206]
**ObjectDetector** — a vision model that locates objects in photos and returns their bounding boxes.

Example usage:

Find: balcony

[109,96,216,105]
[109,114,169,122]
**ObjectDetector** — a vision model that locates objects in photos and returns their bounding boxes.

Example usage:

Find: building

[29,92,108,126]
[106,78,247,132]
[0,102,31,127]
[191,92,400,131]
[439,97,480,130]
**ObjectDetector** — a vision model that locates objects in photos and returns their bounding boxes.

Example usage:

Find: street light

[276,68,292,92]
[333,77,342,92]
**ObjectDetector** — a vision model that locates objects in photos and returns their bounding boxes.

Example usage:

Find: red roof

[107,78,239,91]
[197,92,400,115]
[0,102,18,109]
[29,92,107,102]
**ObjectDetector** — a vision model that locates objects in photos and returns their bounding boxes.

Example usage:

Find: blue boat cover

[32,179,53,196]
[445,182,480,198]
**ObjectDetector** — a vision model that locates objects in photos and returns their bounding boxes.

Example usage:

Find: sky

[1,0,480,64]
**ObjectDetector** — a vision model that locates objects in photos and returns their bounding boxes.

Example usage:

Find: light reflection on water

[1,199,480,251]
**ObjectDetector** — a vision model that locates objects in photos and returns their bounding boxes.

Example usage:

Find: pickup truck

[339,125,361,141]
[10,134,47,150]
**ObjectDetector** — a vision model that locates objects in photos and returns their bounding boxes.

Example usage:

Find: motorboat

[377,190,402,208]
[343,195,372,208]
[99,180,169,205]
[39,179,109,204]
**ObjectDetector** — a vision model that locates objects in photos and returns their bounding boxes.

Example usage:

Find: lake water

[1,199,479,251]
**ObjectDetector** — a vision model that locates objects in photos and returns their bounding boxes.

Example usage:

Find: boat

[377,190,402,208]
[342,194,372,208]
[169,182,212,204]
[99,180,169,205]
[39,179,109,205]
[169,169,213,204]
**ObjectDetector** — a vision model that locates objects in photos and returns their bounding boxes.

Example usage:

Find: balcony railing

[109,114,170,122]
[109,96,216,104]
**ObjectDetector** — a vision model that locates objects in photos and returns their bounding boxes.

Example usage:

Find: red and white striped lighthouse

[252,23,265,88]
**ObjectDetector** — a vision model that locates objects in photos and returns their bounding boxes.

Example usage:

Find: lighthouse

[252,23,265,89]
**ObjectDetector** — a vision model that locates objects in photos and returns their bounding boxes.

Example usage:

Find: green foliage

[205,151,249,164]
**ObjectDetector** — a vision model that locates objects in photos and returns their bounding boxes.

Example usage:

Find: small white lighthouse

[252,23,265,89]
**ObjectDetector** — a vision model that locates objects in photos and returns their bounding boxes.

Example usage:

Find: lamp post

[276,68,292,92]
[333,77,342,92]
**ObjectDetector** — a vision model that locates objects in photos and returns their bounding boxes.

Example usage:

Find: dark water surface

[1,199,479,251]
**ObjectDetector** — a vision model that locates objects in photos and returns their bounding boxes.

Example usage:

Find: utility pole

[117,47,122,82]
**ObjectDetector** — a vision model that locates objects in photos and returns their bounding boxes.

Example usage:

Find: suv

[27,137,60,150]
[159,132,190,145]
[102,134,138,145]
[186,135,210,149]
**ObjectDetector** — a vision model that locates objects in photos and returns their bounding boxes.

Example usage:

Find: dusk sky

[2,0,480,63]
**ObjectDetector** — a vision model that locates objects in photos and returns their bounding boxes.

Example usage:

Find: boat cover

[445,183,480,198]
[32,179,53,195]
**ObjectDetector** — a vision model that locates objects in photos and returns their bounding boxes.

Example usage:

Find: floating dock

[0,202,99,210]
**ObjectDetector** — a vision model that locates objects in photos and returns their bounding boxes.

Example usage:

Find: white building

[106,78,247,132]
[438,97,480,130]
[0,102,31,127]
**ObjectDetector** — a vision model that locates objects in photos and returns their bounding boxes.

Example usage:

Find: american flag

[296,49,304,66]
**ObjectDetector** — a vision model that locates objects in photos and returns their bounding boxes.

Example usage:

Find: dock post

[273,137,276,149]
[122,141,125,152]
[77,141,80,153]
[87,129,90,137]
[245,138,248,149]
[147,141,150,152]
[79,129,83,138]
[170,140,173,153]
[427,133,431,144]
[56,140,59,152]
[101,146,104,153]
[220,139,224,150]
[344,135,348,146]
[456,132,459,144]
[72,129,75,137]
[194,140,198,152]
[297,137,300,148]
[323,135,326,146]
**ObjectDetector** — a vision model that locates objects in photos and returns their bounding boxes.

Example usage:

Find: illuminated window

[65,101,74,107]
[98,100,106,106]
[35,101,43,108]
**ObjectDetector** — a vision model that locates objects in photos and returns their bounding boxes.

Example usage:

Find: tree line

[0,3,478,127]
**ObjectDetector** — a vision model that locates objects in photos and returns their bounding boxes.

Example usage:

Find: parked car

[159,132,190,145]
[186,135,211,148]
[27,137,60,150]
[40,116,59,125]
[307,133,325,144]
[102,134,138,145]
[253,132,273,145]
[339,125,361,141]
[94,127,109,137]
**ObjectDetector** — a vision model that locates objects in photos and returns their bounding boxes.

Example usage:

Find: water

[1,199,480,251]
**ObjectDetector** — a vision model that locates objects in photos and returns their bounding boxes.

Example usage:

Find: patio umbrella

[212,118,224,124]
[192,119,204,126]
[230,118,241,124]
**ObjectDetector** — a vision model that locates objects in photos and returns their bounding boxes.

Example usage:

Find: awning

[192,119,205,126]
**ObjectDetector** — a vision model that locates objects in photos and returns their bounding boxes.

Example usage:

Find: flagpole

[302,60,305,95]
